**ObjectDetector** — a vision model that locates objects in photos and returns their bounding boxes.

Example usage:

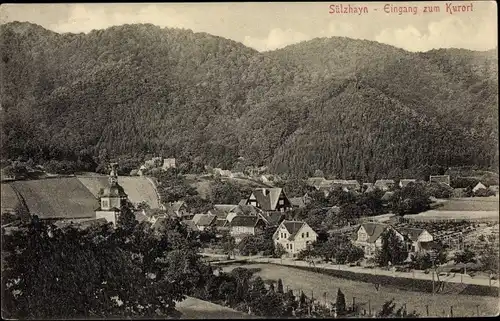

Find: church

[95,163,129,226]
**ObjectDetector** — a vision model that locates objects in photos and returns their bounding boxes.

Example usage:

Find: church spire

[109,162,119,186]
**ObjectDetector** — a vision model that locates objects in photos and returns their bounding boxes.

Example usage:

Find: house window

[286,244,289,249]
[306,232,309,237]
[279,199,284,205]
[302,233,305,238]
[102,199,109,209]
[290,244,293,250]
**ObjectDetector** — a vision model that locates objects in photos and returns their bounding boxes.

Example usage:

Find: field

[436,197,499,212]
[77,175,160,208]
[223,264,499,317]
[10,178,97,219]
[176,296,253,319]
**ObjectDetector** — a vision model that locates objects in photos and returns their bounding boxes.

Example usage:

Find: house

[472,182,487,193]
[95,164,129,226]
[306,177,326,189]
[245,188,292,212]
[344,180,361,191]
[208,204,238,219]
[362,183,374,193]
[429,175,450,185]
[260,174,276,184]
[397,227,434,253]
[162,158,176,170]
[165,201,191,220]
[273,220,318,257]
[229,215,266,242]
[374,179,395,191]
[192,214,217,231]
[289,194,312,209]
[230,172,245,178]
[208,204,261,222]
[381,191,394,202]
[353,222,404,258]
[399,179,417,188]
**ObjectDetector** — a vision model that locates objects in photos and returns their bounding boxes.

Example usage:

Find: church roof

[102,183,128,198]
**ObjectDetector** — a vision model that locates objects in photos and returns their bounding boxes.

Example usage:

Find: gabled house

[192,214,217,231]
[374,179,395,191]
[399,179,417,188]
[165,201,191,220]
[245,188,292,212]
[353,222,404,258]
[362,183,374,193]
[429,175,450,186]
[229,215,266,242]
[381,191,394,202]
[208,204,238,219]
[472,182,487,193]
[273,220,318,257]
[397,227,434,253]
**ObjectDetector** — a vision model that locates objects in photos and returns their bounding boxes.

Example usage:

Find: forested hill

[1,22,498,180]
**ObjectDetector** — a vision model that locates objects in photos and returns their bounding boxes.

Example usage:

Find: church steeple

[109,162,119,186]
[95,163,129,226]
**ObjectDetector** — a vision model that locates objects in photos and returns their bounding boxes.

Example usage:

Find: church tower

[95,163,128,226]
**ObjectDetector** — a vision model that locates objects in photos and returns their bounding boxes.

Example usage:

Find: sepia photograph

[0,1,498,319]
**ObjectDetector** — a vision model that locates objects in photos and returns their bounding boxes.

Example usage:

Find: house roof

[399,179,417,187]
[229,215,262,227]
[166,201,186,212]
[238,199,248,206]
[210,204,238,218]
[134,211,149,223]
[345,180,360,186]
[281,220,306,240]
[233,204,261,216]
[429,175,450,184]
[194,214,217,226]
[289,197,306,208]
[359,222,390,243]
[182,220,198,231]
[374,179,395,189]
[261,212,285,226]
[381,191,394,201]
[307,177,325,187]
[398,227,427,241]
[215,218,228,227]
[250,188,285,211]
[474,182,487,190]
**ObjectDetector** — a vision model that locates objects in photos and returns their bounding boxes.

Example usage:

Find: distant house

[472,182,487,193]
[306,177,326,190]
[273,220,318,257]
[289,195,311,209]
[208,204,261,222]
[381,191,394,202]
[260,174,276,184]
[230,172,245,178]
[429,175,450,186]
[245,188,292,212]
[399,179,417,188]
[213,168,232,177]
[398,227,434,253]
[344,180,361,191]
[165,201,191,220]
[362,183,374,193]
[162,158,176,170]
[374,179,395,191]
[208,204,238,219]
[229,215,266,242]
[353,222,404,258]
[192,214,217,231]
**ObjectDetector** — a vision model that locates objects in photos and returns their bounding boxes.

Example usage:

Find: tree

[209,179,246,204]
[222,235,236,259]
[277,278,284,294]
[390,182,431,215]
[453,247,476,264]
[473,188,496,197]
[375,229,409,266]
[274,242,286,258]
[1,217,206,319]
[277,178,314,197]
[377,299,419,318]
[335,289,346,314]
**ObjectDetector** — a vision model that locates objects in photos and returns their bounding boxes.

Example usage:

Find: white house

[229,215,266,243]
[273,220,318,257]
[472,182,487,193]
[353,223,404,258]
[399,179,417,188]
[398,227,434,253]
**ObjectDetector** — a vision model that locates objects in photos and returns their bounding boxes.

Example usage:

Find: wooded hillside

[1,22,498,180]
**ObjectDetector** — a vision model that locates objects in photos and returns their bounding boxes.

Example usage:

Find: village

[2,156,499,283]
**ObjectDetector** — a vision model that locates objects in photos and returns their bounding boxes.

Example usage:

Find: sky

[0,1,497,52]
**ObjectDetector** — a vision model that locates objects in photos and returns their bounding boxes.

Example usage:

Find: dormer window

[102,199,109,209]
